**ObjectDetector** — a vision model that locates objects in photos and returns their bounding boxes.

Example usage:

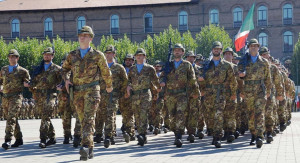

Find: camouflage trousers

[203,90,225,138]
[36,93,56,140]
[197,97,205,132]
[235,99,242,129]
[95,92,118,138]
[131,91,152,135]
[148,100,156,127]
[223,96,237,132]
[0,106,3,119]
[239,100,248,131]
[265,95,276,132]
[119,96,135,136]
[286,99,292,122]
[165,92,188,135]
[186,97,200,135]
[161,100,170,128]
[278,99,287,124]
[152,98,163,128]
[73,88,100,148]
[244,91,266,138]
[2,95,23,140]
[273,101,279,126]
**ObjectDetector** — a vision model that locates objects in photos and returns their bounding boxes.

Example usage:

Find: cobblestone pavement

[0,113,300,163]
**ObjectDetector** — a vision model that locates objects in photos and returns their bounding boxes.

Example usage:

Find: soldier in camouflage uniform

[30,47,62,148]
[185,51,201,143]
[63,26,113,161]
[238,39,272,148]
[127,48,161,146]
[199,42,237,148]
[27,98,34,119]
[160,44,199,148]
[0,94,3,121]
[1,49,30,150]
[277,66,289,132]
[95,45,128,148]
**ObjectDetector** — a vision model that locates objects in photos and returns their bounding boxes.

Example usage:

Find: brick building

[0,0,299,61]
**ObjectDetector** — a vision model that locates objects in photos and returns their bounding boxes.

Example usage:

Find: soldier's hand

[266,93,270,99]
[201,91,205,97]
[286,93,291,98]
[124,93,130,98]
[277,96,284,101]
[239,72,246,77]
[24,82,30,87]
[192,94,198,99]
[198,76,204,81]
[0,89,2,92]
[240,94,245,99]
[160,82,165,87]
[56,84,63,91]
[65,80,73,94]
[157,87,162,93]
[106,87,113,93]
[230,95,236,101]
[127,86,132,97]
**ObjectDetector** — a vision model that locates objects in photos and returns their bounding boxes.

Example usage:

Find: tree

[291,33,300,86]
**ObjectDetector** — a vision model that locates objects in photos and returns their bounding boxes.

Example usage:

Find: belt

[74,81,99,91]
[36,89,56,94]
[132,89,149,95]
[244,80,263,85]
[3,91,22,98]
[167,88,186,94]
[206,84,223,89]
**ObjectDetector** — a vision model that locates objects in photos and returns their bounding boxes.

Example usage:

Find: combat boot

[163,126,169,133]
[63,135,72,144]
[274,127,280,134]
[280,123,286,132]
[94,134,103,144]
[196,130,204,139]
[88,148,94,159]
[272,130,277,137]
[187,134,195,143]
[104,137,111,148]
[249,135,256,145]
[227,131,235,143]
[73,135,81,148]
[121,124,125,134]
[287,120,291,126]
[130,135,136,141]
[110,137,116,145]
[234,129,240,139]
[207,128,213,136]
[123,133,130,143]
[214,137,221,148]
[79,146,89,161]
[153,127,161,135]
[46,138,56,146]
[221,131,228,141]
[148,125,154,132]
[266,132,273,143]
[175,134,183,148]
[11,138,23,147]
[137,134,145,146]
[2,139,11,150]
[256,137,263,148]
[39,139,47,148]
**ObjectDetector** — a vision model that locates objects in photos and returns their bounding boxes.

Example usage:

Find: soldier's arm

[97,52,112,89]
[150,66,160,89]
[187,63,200,97]
[273,66,284,97]
[62,53,72,81]
[119,66,128,96]
[264,61,272,96]
[0,68,3,87]
[228,64,237,97]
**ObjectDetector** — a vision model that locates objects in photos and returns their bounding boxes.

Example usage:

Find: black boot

[280,123,286,132]
[163,126,169,133]
[137,134,145,146]
[2,139,11,150]
[227,131,235,143]
[234,129,240,139]
[94,134,103,144]
[256,137,263,148]
[73,135,81,148]
[88,148,94,159]
[187,134,195,143]
[121,124,125,134]
[79,146,89,161]
[39,139,47,148]
[110,137,116,145]
[123,133,130,143]
[130,135,136,141]
[221,131,228,141]
[266,132,273,143]
[148,125,154,132]
[250,135,256,145]
[175,134,182,148]
[207,128,213,136]
[12,138,23,147]
[46,138,56,146]
[63,135,71,144]
[272,130,277,137]
[287,120,291,126]
[104,137,111,148]
[214,137,221,148]
[153,127,161,135]
[197,130,204,139]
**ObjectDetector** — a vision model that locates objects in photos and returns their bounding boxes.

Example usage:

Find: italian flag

[235,3,255,52]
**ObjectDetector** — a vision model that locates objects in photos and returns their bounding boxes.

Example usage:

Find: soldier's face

[249,44,259,55]
[173,48,184,59]
[135,54,146,64]
[212,48,222,57]
[8,55,19,65]
[223,52,233,62]
[125,59,134,67]
[105,52,115,63]
[186,56,196,64]
[155,64,162,71]
[232,59,239,65]
[78,34,93,46]
[43,53,54,63]
[261,53,270,59]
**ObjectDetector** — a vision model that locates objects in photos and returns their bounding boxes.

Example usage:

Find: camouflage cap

[78,26,94,38]
[185,51,196,57]
[135,48,146,56]
[259,46,270,55]
[275,59,280,65]
[7,49,20,57]
[212,41,223,49]
[104,45,116,53]
[223,47,234,55]
[124,54,134,60]
[247,38,260,48]
[233,52,238,58]
[154,60,163,66]
[173,43,185,52]
[43,47,54,55]
[196,54,204,61]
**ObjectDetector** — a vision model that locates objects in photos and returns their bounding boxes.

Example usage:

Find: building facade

[0,0,299,61]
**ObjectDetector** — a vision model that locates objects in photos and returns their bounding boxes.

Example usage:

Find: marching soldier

[1,49,30,150]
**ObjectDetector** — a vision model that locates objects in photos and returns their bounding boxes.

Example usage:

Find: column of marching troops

[0,26,296,161]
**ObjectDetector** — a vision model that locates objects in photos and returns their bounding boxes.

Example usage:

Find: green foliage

[291,33,300,85]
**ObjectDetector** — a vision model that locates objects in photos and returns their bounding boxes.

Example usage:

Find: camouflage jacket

[270,63,284,97]
[203,59,237,97]
[62,47,113,90]
[0,65,30,94]
[238,55,272,95]
[128,63,160,92]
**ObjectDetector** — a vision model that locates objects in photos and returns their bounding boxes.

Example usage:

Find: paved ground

[0,113,300,163]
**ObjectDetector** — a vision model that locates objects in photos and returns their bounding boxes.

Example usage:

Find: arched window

[258,5,267,26]
[283,4,293,25]
[144,13,153,33]
[11,19,20,38]
[44,17,53,37]
[210,9,219,25]
[77,16,86,34]
[283,31,293,52]
[258,32,268,47]
[233,7,243,28]
[178,11,188,31]
[111,15,119,34]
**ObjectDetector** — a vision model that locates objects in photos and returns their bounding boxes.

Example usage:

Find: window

[178,11,188,31]
[77,16,86,34]
[144,13,153,33]
[11,19,20,38]
[283,31,293,52]
[111,15,119,34]
[210,9,219,25]
[233,7,243,28]
[283,4,293,25]
[258,5,267,26]
[44,17,53,37]
[258,32,268,47]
